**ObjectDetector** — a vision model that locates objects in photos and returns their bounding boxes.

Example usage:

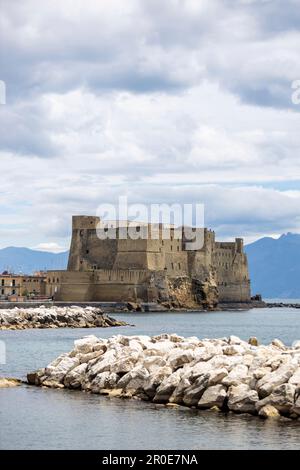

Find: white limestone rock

[222,365,249,387]
[255,383,296,414]
[76,350,105,364]
[87,349,116,377]
[146,340,176,356]
[198,384,227,409]
[110,353,141,375]
[227,384,259,414]
[182,373,210,406]
[252,367,272,380]
[144,366,173,398]
[223,345,245,356]
[117,366,150,392]
[90,371,120,392]
[45,356,80,383]
[128,339,144,353]
[143,356,167,373]
[169,378,191,404]
[288,368,300,386]
[256,363,297,398]
[64,363,88,388]
[153,369,184,403]
[167,348,195,369]
[208,368,228,386]
[271,339,286,351]
[74,336,102,354]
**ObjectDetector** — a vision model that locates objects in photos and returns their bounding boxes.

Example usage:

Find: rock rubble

[27,333,300,420]
[0,306,128,330]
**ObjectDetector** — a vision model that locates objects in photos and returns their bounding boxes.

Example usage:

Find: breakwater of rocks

[27,333,300,420]
[0,306,128,330]
[266,303,300,309]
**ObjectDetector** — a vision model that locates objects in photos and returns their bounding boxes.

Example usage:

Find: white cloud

[0,1,300,248]
[33,243,66,253]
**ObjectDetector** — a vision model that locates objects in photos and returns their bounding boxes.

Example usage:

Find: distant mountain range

[245,233,300,299]
[0,247,69,274]
[0,233,299,298]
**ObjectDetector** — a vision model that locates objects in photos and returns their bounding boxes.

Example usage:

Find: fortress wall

[91,283,148,302]
[68,216,119,271]
[62,215,251,304]
[217,281,251,303]
[113,251,149,270]
[146,252,166,271]
[46,270,93,301]
[187,229,214,278]
[94,269,149,283]
[47,269,153,302]
[84,230,118,269]
[213,240,251,302]
[164,252,188,275]
[117,238,149,252]
[72,215,100,230]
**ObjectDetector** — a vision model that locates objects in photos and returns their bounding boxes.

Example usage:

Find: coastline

[1,298,299,315]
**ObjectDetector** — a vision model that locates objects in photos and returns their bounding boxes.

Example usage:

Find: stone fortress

[46,216,251,309]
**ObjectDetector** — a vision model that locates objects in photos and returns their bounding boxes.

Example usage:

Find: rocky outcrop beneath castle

[27,334,300,420]
[166,275,218,310]
[0,306,128,330]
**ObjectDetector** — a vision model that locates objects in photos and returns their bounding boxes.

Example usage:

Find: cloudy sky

[0,0,300,252]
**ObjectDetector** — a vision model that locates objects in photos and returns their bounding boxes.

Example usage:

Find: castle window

[171,263,174,269]
[104,227,108,232]
[178,263,181,269]
[86,249,89,254]
[12,279,16,286]
[162,240,164,246]
[1,289,4,295]
[171,245,173,251]
[136,226,140,232]
[1,280,4,286]
[12,289,15,295]
[57,278,59,283]
[177,246,179,251]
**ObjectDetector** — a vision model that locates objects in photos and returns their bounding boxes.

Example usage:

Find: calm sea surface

[0,306,299,449]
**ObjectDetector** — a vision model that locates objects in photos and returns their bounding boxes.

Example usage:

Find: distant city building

[0,272,46,301]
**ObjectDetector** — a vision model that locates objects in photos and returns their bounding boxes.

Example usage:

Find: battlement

[72,215,100,230]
